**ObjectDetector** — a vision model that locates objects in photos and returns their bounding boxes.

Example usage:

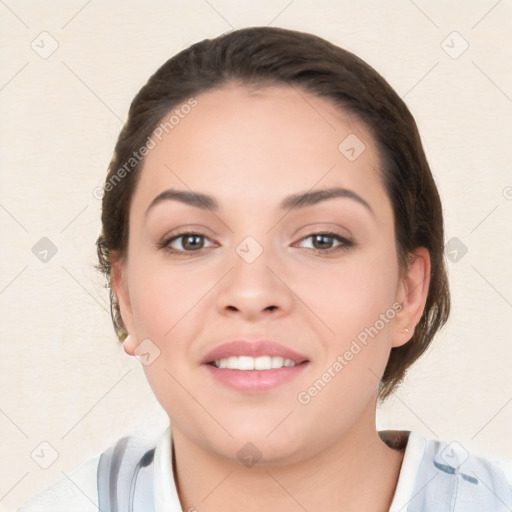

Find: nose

[215,244,294,322]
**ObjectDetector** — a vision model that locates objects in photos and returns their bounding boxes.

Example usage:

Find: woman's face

[114,85,425,464]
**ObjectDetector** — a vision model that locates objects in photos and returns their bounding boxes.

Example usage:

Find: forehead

[131,84,387,216]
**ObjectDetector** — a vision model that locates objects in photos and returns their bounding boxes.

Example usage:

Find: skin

[111,85,430,512]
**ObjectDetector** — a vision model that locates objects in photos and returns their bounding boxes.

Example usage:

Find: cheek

[295,249,400,335]
[127,255,206,337]
[292,248,400,396]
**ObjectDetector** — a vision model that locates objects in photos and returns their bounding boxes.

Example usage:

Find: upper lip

[201,340,309,365]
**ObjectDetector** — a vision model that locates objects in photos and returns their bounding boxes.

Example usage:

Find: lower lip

[203,363,309,393]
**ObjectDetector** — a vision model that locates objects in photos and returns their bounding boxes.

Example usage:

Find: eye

[160,231,215,254]
[296,232,352,253]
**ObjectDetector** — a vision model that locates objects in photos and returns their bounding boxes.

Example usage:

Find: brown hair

[96,26,450,400]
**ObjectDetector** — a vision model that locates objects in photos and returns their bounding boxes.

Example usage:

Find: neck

[170,404,405,512]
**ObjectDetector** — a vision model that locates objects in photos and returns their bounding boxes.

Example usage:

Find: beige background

[1,1,511,510]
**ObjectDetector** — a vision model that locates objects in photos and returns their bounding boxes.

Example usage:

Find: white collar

[153,425,181,510]
[388,430,427,512]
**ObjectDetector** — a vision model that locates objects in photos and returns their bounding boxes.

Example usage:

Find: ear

[110,251,137,356]
[392,247,431,348]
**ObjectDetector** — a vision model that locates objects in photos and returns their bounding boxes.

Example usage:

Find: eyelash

[158,229,353,256]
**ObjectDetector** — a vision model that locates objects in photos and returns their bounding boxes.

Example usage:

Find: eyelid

[291,222,353,242]
[159,224,217,241]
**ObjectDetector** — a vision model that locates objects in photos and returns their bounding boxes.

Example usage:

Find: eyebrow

[145,186,374,217]
[280,187,373,215]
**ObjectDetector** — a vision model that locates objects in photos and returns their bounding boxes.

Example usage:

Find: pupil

[184,235,203,250]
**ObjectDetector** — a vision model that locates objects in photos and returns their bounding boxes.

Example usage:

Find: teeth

[213,355,297,370]
[255,356,272,370]
[238,356,254,370]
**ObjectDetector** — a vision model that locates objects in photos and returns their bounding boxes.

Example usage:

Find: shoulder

[17,426,176,512]
[16,453,101,512]
[389,430,512,511]
[16,430,162,512]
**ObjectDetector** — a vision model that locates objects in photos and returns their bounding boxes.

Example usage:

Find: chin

[227,436,308,467]
[226,422,312,464]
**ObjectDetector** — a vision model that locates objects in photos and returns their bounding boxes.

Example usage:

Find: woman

[18,26,512,512]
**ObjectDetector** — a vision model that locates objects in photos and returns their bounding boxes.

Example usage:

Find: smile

[202,339,310,393]
[211,355,298,370]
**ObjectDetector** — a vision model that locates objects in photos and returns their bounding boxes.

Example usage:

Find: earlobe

[122,334,137,356]
[392,247,431,348]
[110,252,136,341]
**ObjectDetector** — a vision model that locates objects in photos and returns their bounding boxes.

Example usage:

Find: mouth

[201,340,310,393]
